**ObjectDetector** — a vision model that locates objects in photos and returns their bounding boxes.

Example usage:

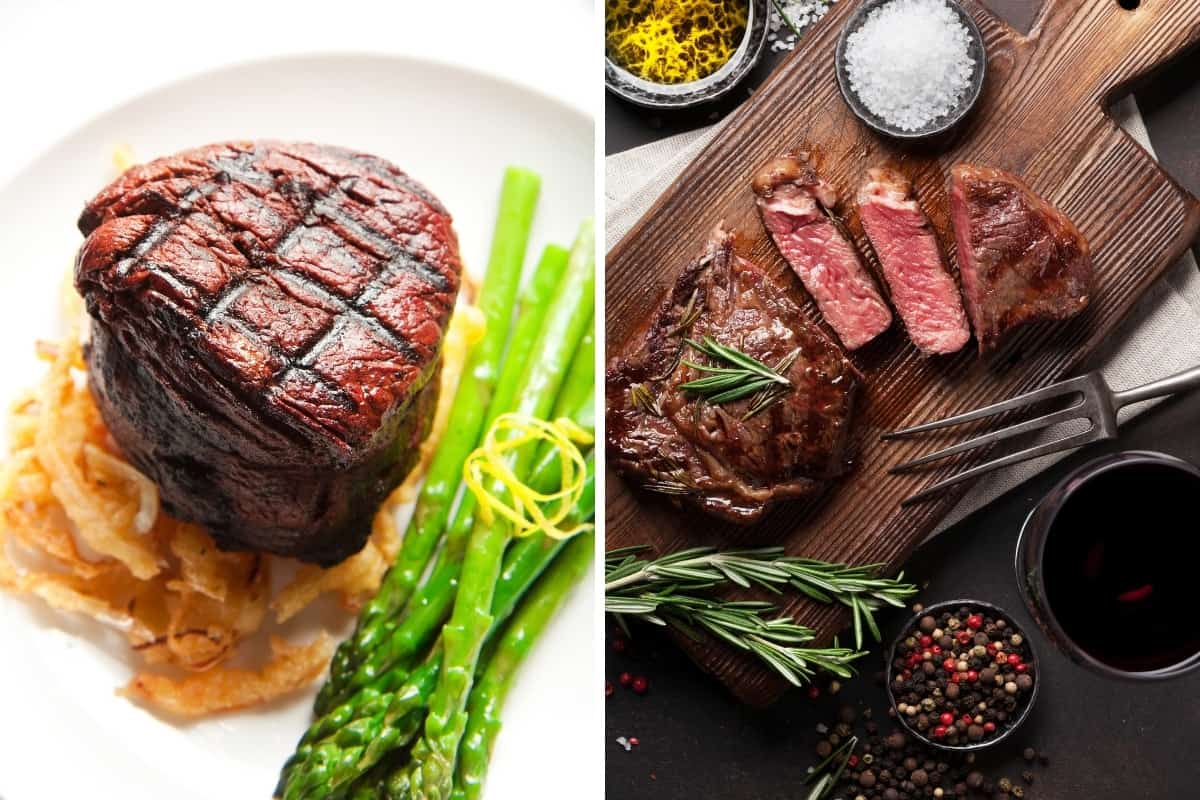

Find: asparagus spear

[452,530,595,800]
[281,410,593,785]
[288,451,588,753]
[324,168,541,693]
[279,457,595,800]
[405,219,595,800]
[347,758,397,800]
[487,243,570,424]
[318,332,596,713]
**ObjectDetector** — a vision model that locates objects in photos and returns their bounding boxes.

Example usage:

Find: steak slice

[76,141,461,564]
[949,164,1093,354]
[606,226,862,524]
[858,167,970,355]
[753,154,892,350]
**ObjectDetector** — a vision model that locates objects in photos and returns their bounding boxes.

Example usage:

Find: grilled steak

[949,164,1092,354]
[858,167,970,355]
[606,226,861,524]
[76,141,461,564]
[753,154,892,350]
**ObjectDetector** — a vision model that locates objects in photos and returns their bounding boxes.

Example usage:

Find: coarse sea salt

[844,0,975,131]
[769,1,835,53]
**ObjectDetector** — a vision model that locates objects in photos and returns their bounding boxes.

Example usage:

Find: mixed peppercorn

[889,605,1036,747]
[809,705,1046,799]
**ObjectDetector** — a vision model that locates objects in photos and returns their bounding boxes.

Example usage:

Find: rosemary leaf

[678,336,793,411]
[605,544,919,672]
[629,382,662,416]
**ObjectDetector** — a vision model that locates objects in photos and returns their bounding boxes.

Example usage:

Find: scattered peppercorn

[605,681,614,697]
[806,713,1048,799]
[631,675,648,694]
[618,671,632,687]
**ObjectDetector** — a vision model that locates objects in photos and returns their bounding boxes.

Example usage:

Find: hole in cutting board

[1117,0,1140,9]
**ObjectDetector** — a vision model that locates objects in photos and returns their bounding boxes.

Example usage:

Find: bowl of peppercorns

[886,600,1038,751]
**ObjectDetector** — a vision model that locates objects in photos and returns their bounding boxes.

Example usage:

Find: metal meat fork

[883,364,1200,506]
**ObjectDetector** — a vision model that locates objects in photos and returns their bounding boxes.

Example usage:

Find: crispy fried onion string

[0,271,481,715]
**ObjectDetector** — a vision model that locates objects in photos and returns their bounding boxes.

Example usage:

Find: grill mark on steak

[76,141,460,563]
[857,167,971,356]
[85,144,449,447]
[607,226,862,525]
[113,151,260,279]
[949,164,1093,354]
[202,230,426,420]
[753,153,893,351]
[308,196,452,292]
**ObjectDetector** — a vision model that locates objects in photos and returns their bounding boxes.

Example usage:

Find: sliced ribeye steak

[858,167,970,355]
[76,141,461,564]
[950,164,1093,354]
[606,226,862,524]
[753,154,892,350]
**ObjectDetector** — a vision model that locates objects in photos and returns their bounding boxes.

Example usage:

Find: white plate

[0,54,596,800]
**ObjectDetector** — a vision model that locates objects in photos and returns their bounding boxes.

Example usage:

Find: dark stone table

[605,2,1200,797]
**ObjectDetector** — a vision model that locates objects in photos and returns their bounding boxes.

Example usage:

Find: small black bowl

[834,0,987,139]
[604,0,770,110]
[885,599,1040,752]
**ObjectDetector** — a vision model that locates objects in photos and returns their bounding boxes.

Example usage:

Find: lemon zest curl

[463,413,593,540]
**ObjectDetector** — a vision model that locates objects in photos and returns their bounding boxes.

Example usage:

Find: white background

[0,0,595,185]
[0,2,602,799]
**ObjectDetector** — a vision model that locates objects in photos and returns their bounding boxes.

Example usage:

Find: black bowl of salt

[835,0,987,139]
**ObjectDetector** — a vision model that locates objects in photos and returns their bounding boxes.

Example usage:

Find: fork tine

[890,405,1086,473]
[900,428,1103,506]
[881,376,1090,439]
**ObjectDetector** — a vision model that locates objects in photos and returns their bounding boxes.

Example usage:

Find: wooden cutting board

[605,0,1200,707]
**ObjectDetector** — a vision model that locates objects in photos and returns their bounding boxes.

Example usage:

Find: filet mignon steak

[606,226,862,524]
[76,141,461,565]
[753,154,892,350]
[949,164,1093,354]
[858,167,970,355]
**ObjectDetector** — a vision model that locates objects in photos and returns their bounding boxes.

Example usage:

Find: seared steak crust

[949,164,1092,354]
[75,141,461,564]
[606,227,861,524]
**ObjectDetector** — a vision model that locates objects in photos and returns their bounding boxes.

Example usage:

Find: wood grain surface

[605,0,1200,707]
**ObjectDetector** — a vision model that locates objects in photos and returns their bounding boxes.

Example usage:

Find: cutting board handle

[1031,0,1200,102]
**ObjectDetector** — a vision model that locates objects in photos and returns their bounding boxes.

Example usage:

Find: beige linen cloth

[605,97,1200,533]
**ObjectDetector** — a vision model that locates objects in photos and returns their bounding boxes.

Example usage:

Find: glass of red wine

[1016,450,1200,680]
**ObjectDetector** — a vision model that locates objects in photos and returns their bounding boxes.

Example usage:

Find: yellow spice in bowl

[605,0,749,84]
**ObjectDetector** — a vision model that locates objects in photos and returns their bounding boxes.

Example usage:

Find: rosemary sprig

[804,734,858,800]
[667,288,703,336]
[641,478,691,496]
[678,337,795,413]
[743,346,802,419]
[606,590,863,687]
[628,382,661,416]
[605,546,918,649]
[771,0,806,40]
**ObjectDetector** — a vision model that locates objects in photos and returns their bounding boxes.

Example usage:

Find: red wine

[1042,462,1200,674]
